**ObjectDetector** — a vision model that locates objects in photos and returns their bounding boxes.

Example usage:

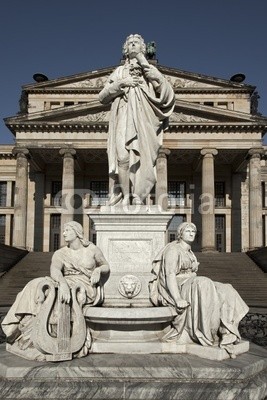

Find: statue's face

[63,225,77,242]
[181,227,196,243]
[127,36,142,58]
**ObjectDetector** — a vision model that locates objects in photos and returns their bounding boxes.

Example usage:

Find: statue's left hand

[143,65,162,83]
[91,269,101,285]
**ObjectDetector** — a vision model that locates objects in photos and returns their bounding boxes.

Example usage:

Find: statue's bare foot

[132,196,143,205]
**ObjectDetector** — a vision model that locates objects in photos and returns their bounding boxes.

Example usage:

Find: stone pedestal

[87,205,174,306]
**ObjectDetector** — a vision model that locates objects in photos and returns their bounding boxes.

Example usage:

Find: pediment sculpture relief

[62,111,110,123]
[169,112,211,123]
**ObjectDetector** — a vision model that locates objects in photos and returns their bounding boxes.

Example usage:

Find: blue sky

[1,0,267,144]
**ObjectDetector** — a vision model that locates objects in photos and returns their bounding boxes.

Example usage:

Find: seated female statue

[149,222,249,357]
[1,221,110,361]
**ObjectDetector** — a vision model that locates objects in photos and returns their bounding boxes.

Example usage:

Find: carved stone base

[85,306,249,360]
[1,343,266,399]
[85,306,177,353]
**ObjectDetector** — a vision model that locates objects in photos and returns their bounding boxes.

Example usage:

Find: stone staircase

[0,252,266,310]
[0,244,28,277]
[0,252,53,308]
[195,252,267,308]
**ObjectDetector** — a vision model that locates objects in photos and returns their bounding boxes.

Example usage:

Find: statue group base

[86,206,249,361]
[0,343,266,399]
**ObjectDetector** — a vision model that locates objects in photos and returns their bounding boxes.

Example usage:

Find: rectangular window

[215,215,225,252]
[263,215,266,247]
[92,233,97,245]
[51,214,61,229]
[89,217,97,244]
[50,214,61,251]
[0,215,6,244]
[11,182,15,207]
[204,102,214,107]
[168,214,186,242]
[0,182,7,207]
[64,101,75,107]
[262,182,266,208]
[215,182,225,207]
[90,181,108,206]
[50,101,61,110]
[168,181,186,207]
[51,181,62,206]
[169,233,176,242]
[217,102,228,109]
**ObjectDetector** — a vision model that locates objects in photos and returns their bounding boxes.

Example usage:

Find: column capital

[59,148,76,158]
[248,147,264,159]
[157,147,171,159]
[12,147,30,159]
[200,148,218,157]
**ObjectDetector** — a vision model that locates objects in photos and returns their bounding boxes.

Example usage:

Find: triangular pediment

[5,63,267,133]
[22,64,255,93]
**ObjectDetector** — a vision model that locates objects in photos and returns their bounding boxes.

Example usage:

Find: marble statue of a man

[99,34,175,205]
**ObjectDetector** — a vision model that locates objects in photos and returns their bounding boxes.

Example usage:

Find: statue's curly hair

[122,34,146,57]
[64,221,90,247]
[176,222,197,242]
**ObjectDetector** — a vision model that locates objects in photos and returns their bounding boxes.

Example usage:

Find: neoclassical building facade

[0,62,267,253]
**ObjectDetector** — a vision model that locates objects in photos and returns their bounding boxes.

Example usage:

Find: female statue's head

[122,34,146,58]
[176,222,197,242]
[63,221,90,247]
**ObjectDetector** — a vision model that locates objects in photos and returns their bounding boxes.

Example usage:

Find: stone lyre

[32,279,86,361]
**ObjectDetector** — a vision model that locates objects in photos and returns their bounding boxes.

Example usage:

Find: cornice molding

[0,153,15,160]
[26,88,102,94]
[5,121,267,135]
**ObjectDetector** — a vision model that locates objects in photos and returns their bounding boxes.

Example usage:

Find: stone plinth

[87,205,174,306]
[85,306,179,354]
[84,306,249,359]
[0,343,266,399]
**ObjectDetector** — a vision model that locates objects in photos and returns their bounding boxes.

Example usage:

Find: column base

[201,247,218,253]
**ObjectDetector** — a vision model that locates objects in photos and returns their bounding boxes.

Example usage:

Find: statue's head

[63,221,89,247]
[122,34,146,58]
[177,222,197,242]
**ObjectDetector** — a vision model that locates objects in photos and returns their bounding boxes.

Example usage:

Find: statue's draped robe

[99,62,175,200]
[149,241,249,351]
[2,243,107,359]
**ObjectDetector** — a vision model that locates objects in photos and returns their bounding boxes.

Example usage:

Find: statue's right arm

[99,80,124,104]
[99,69,139,104]
[50,251,71,303]
[99,69,125,104]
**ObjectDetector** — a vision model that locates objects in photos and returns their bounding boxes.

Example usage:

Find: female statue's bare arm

[50,252,71,303]
[91,246,110,285]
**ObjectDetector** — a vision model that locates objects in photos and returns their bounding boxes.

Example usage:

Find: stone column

[34,172,45,251]
[248,148,263,249]
[200,148,218,252]
[156,148,170,210]
[59,148,76,245]
[12,148,30,248]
